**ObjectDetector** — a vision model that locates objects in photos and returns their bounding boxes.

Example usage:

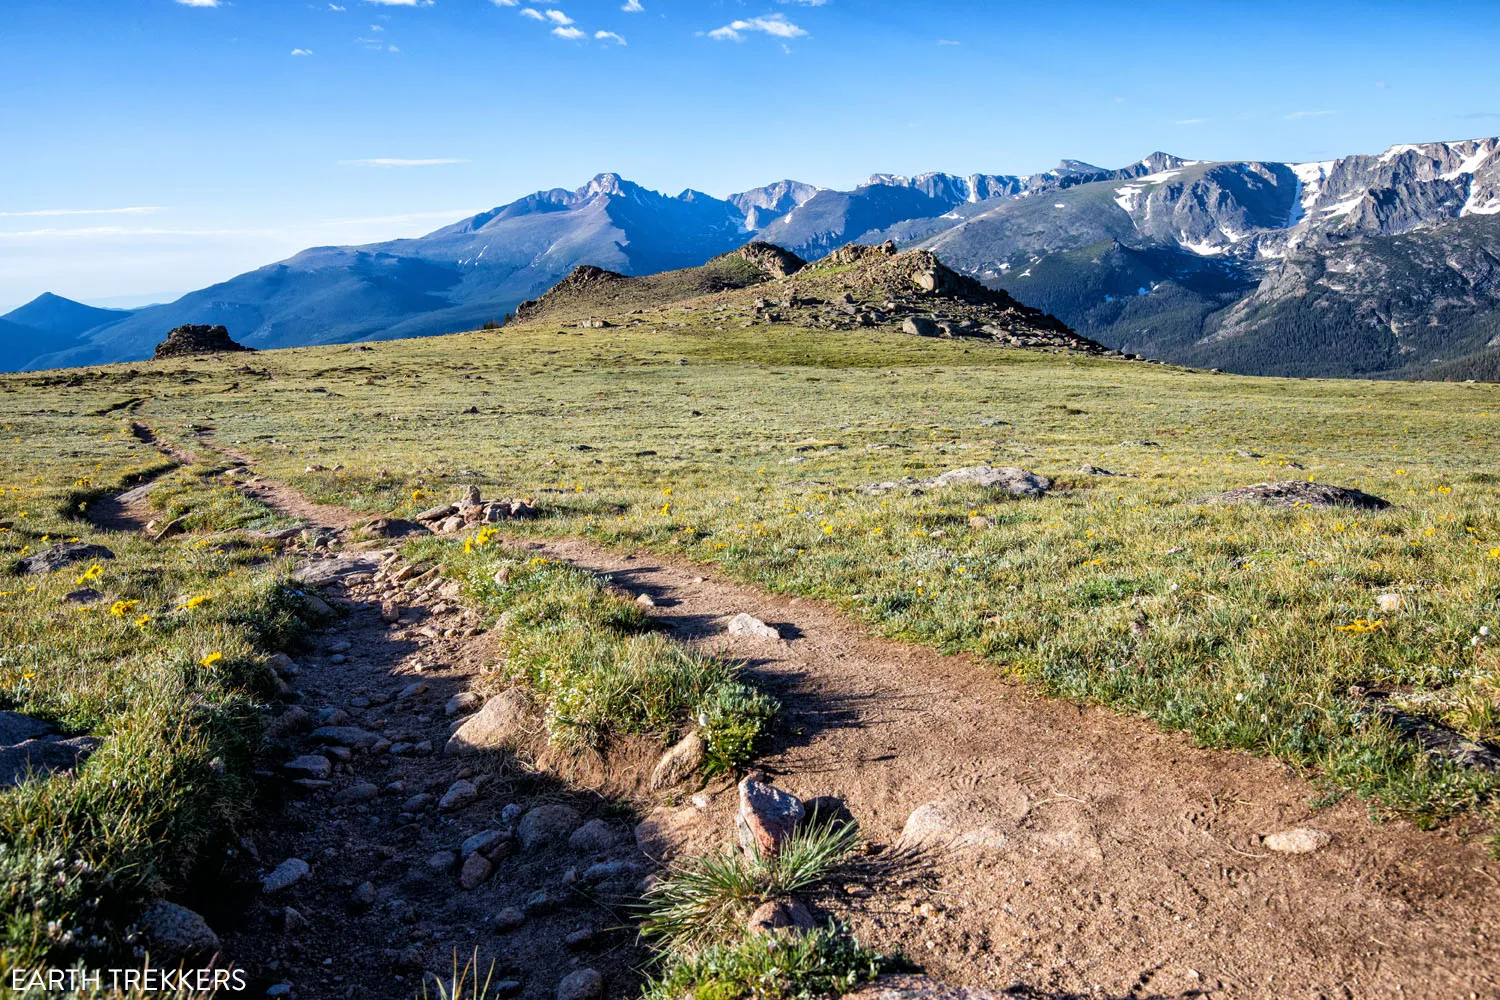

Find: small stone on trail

[284,755,332,780]
[519,804,583,849]
[397,681,428,701]
[493,906,526,932]
[446,692,482,716]
[350,881,376,907]
[136,901,219,958]
[327,639,352,653]
[261,858,310,893]
[1263,828,1331,854]
[737,776,805,858]
[461,829,502,858]
[427,850,458,872]
[650,730,707,789]
[556,969,603,1000]
[459,852,494,889]
[445,687,537,755]
[335,781,380,803]
[747,898,816,936]
[727,613,780,640]
[401,792,434,813]
[1376,593,1404,612]
[381,600,401,623]
[439,780,478,811]
[567,818,617,852]
[635,592,656,608]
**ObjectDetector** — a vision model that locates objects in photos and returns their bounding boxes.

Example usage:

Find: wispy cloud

[1285,109,1337,119]
[595,29,626,44]
[338,158,469,167]
[0,206,164,219]
[552,25,584,38]
[175,0,221,7]
[1459,111,1500,120]
[544,9,573,24]
[707,14,806,41]
[937,39,960,45]
[1174,118,1208,126]
[491,0,517,5]
[0,227,276,241]
[519,7,543,18]
[621,0,643,10]
[291,48,314,56]
[363,0,433,6]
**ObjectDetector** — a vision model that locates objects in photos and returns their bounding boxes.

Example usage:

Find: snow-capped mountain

[17,137,1500,379]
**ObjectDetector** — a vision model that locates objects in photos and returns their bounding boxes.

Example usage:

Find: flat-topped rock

[153,324,253,359]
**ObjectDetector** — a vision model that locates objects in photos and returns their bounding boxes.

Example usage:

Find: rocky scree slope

[511,240,1110,356]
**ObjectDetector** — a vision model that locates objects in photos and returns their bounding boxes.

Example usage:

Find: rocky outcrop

[152,324,252,359]
[16,542,114,575]
[0,711,101,788]
[716,241,808,279]
[861,466,1051,498]
[1206,481,1390,510]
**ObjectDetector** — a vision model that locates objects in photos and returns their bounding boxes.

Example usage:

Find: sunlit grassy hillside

[6,296,1500,915]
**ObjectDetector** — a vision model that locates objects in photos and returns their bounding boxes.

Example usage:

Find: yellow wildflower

[199,651,223,668]
[109,600,140,617]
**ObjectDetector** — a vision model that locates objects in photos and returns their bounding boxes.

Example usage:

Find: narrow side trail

[221,468,1498,999]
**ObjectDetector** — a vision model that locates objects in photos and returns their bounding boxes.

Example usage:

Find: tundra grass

[9,319,1500,836]
[0,407,314,972]
[414,534,778,770]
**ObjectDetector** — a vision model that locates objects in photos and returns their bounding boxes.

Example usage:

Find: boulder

[518,804,583,849]
[902,317,941,337]
[135,901,219,959]
[1206,481,1390,510]
[17,542,115,575]
[291,554,384,587]
[445,687,537,755]
[0,735,101,789]
[736,777,804,858]
[929,466,1051,496]
[650,730,707,789]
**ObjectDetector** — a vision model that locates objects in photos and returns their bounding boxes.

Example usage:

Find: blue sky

[3,0,1499,310]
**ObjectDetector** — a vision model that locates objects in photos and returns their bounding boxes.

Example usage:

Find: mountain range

[10,135,1500,379]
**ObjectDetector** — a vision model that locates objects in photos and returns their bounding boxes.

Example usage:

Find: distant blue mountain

[18,137,1500,379]
[0,294,133,371]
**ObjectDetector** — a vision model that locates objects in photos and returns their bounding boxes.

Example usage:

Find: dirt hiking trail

[110,441,1500,999]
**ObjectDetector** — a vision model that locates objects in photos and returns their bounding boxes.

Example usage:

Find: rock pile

[152,324,253,359]
[414,486,540,533]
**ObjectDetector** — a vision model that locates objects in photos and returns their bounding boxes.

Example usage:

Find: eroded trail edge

[227,465,1498,999]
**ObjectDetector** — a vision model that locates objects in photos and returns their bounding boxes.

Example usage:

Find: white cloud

[1285,109,1337,119]
[1174,118,1207,125]
[491,0,518,5]
[621,0,643,10]
[707,14,806,41]
[552,25,585,38]
[519,7,543,19]
[937,39,960,45]
[595,29,626,44]
[0,227,275,241]
[0,206,164,219]
[328,3,346,9]
[291,48,314,55]
[363,0,432,6]
[544,8,573,24]
[338,158,469,167]
[175,0,221,7]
